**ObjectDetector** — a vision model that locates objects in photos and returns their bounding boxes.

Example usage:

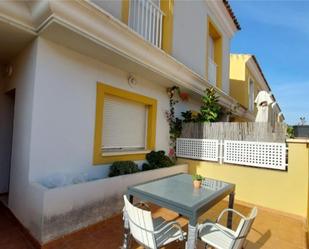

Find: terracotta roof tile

[222,0,241,30]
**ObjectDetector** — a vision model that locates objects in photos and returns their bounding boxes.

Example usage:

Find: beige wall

[179,141,309,219]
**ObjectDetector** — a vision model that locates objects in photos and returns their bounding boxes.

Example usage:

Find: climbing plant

[165,86,188,160]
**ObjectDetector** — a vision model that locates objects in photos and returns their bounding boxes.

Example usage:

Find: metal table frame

[122,173,235,249]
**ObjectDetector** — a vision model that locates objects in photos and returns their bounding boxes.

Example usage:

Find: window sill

[101,150,151,157]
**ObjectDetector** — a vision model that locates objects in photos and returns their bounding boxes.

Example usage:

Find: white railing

[129,0,164,48]
[176,138,287,171]
[176,138,219,162]
[208,57,217,86]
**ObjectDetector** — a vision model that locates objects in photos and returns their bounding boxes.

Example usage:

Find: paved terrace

[0,201,307,249]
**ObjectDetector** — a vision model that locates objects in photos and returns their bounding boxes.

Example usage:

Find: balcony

[128,0,164,48]
[208,57,217,86]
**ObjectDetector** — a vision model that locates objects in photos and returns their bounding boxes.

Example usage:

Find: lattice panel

[176,138,219,162]
[223,140,286,170]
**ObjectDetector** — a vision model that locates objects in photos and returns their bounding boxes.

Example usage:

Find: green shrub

[199,88,222,122]
[287,126,294,138]
[142,150,174,171]
[109,161,140,177]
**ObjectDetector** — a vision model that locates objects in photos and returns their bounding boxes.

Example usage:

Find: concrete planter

[32,164,188,244]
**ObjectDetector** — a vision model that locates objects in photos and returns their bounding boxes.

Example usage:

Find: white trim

[286,139,309,144]
[0,15,37,35]
[205,0,238,38]
[246,57,269,92]
[102,150,151,156]
[1,0,249,118]
[248,77,254,112]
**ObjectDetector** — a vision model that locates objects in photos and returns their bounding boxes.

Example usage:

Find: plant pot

[193,180,202,189]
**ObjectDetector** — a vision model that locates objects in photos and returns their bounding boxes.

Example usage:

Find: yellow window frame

[93,82,157,165]
[207,17,223,89]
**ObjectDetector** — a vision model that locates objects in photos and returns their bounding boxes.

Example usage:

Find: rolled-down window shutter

[102,94,148,152]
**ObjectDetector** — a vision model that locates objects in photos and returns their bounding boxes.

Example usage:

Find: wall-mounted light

[128,73,137,87]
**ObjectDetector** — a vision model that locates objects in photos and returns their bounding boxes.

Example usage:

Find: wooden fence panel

[181,122,287,143]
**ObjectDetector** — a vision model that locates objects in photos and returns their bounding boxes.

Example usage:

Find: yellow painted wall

[229,55,246,81]
[160,0,174,54]
[178,141,309,218]
[230,55,260,116]
[229,55,248,109]
[230,78,247,108]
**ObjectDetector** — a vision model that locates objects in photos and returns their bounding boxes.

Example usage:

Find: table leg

[227,192,235,229]
[186,221,198,249]
[121,195,133,249]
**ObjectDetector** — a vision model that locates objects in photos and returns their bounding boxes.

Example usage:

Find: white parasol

[255,91,273,122]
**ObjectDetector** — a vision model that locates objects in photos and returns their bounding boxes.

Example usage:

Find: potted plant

[192,174,205,189]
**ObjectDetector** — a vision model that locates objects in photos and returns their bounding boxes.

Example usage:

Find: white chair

[198,207,257,249]
[123,195,186,249]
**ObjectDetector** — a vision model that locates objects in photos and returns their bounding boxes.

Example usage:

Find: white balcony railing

[208,57,217,86]
[129,0,164,48]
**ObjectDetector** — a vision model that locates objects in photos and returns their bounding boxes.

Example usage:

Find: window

[102,94,147,152]
[208,35,216,86]
[93,83,157,164]
[122,0,174,54]
[207,18,222,88]
[248,78,255,112]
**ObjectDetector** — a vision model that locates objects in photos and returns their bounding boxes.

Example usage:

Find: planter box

[32,164,188,244]
[293,125,309,138]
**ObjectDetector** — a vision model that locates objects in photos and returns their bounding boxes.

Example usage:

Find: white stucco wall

[221,36,231,94]
[5,37,201,241]
[172,0,231,94]
[172,0,207,77]
[28,38,200,181]
[91,0,122,20]
[3,40,45,239]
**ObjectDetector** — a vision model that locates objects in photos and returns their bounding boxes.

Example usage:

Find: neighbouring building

[229,54,284,123]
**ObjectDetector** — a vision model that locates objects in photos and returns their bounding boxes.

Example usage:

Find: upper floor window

[248,78,255,112]
[128,0,164,48]
[208,35,216,86]
[207,18,222,89]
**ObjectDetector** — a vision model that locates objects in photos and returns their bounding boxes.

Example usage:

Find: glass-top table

[122,173,235,249]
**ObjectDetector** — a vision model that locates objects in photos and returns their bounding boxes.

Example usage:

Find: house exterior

[0,0,285,246]
[229,54,284,123]
[0,0,246,244]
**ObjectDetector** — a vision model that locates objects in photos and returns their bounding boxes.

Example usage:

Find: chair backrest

[123,195,156,249]
[232,207,258,249]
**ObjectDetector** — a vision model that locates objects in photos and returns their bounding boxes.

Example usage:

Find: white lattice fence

[223,140,287,170]
[176,138,219,162]
[176,138,287,171]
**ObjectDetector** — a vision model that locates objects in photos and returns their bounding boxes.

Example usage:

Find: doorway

[0,89,15,206]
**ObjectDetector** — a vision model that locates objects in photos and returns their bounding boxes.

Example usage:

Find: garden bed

[33,164,188,244]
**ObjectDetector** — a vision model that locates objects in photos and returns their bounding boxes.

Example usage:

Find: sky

[229,0,309,125]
